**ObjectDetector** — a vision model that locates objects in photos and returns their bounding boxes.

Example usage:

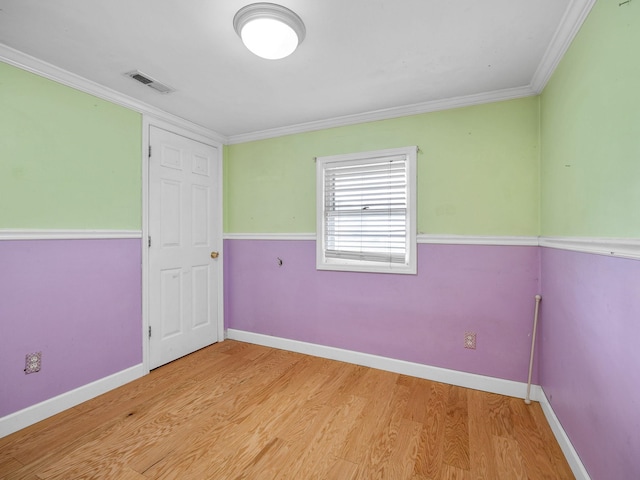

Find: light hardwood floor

[0,340,574,479]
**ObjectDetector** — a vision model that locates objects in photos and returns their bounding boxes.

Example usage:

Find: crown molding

[0,229,142,241]
[227,85,536,144]
[2,0,594,147]
[0,43,227,145]
[221,1,596,145]
[530,0,596,93]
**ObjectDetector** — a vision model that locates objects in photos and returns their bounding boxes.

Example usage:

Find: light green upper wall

[0,62,142,229]
[225,97,540,236]
[540,1,640,237]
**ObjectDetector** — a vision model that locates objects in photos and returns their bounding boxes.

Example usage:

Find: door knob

[210,251,219,259]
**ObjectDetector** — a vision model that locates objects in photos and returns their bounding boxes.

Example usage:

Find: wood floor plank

[493,435,528,480]
[268,403,343,479]
[271,382,329,442]
[0,341,575,480]
[310,361,363,408]
[0,458,23,477]
[334,363,370,392]
[467,389,499,479]
[279,394,368,479]
[324,457,359,480]
[353,383,411,480]
[233,437,292,480]
[384,418,424,480]
[443,385,470,471]
[523,398,575,479]
[442,463,473,479]
[413,382,448,478]
[508,397,564,479]
[486,392,514,438]
[0,474,40,480]
[337,368,399,464]
[134,414,235,480]
[116,467,149,480]
[402,377,434,424]
[203,384,344,478]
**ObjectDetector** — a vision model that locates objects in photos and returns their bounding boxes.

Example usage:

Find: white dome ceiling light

[233,3,306,60]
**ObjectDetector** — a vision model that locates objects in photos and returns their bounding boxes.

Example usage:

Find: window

[316,146,417,274]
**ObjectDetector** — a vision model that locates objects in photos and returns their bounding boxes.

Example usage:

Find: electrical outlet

[464,332,476,349]
[25,352,42,374]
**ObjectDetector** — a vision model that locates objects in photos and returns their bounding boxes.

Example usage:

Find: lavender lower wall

[225,240,540,383]
[540,248,640,480]
[4,236,633,478]
[0,239,142,417]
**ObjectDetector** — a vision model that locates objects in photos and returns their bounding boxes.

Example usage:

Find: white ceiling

[0,0,593,142]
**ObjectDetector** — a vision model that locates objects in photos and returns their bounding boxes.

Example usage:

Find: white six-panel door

[149,126,220,369]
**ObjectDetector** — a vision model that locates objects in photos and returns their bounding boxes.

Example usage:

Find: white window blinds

[316,146,417,274]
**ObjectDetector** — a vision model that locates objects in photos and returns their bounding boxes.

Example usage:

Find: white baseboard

[0,363,145,438]
[226,329,541,401]
[538,388,591,480]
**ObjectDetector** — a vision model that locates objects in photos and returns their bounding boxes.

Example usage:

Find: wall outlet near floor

[464,332,477,349]
[25,352,42,374]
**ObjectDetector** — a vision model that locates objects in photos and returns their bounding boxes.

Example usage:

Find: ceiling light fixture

[233,3,306,60]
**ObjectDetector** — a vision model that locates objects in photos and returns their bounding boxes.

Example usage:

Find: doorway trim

[141,115,225,374]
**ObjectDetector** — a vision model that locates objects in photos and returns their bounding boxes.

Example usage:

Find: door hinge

[148,326,152,338]
[148,235,151,247]
[148,145,152,158]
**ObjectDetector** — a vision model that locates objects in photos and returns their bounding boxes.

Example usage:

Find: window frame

[316,146,417,275]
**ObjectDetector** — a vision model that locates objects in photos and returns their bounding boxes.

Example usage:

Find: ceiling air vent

[124,70,174,94]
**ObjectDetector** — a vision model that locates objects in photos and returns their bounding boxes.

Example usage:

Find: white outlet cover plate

[25,352,42,374]
[464,332,477,349]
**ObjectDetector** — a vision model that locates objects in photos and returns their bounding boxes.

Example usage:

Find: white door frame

[141,115,224,374]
